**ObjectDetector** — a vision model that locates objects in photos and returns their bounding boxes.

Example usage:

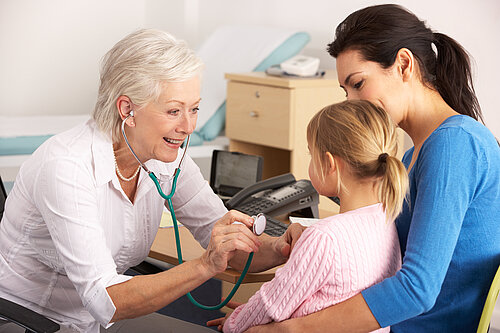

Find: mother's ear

[395,48,415,83]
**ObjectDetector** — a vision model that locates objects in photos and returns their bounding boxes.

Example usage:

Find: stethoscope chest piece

[252,213,267,236]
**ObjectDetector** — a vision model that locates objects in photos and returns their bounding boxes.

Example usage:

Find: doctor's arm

[108,257,216,321]
[109,209,261,322]
[36,158,260,326]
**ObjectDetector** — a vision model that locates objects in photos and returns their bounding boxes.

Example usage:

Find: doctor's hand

[275,222,306,258]
[201,210,262,276]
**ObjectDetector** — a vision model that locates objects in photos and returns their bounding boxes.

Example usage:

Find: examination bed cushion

[0,115,90,156]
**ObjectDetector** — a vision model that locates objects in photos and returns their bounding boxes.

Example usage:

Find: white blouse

[0,119,227,332]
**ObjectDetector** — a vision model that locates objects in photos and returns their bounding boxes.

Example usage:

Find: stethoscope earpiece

[127,111,135,125]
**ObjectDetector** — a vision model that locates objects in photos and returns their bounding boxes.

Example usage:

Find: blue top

[362,115,500,332]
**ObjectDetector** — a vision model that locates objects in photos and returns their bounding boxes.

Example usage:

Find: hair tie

[378,153,389,163]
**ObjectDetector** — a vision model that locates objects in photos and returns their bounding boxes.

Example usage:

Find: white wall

[1,0,498,138]
[0,0,179,119]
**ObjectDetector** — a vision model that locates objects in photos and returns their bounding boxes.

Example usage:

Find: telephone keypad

[239,198,275,216]
[262,215,289,237]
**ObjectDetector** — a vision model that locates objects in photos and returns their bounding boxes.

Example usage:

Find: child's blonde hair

[307,100,409,220]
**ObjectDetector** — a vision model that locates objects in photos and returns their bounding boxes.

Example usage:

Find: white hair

[92,29,204,142]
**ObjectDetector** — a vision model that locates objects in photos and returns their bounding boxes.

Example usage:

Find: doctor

[0,29,302,333]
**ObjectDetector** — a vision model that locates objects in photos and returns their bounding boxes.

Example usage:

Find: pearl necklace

[113,153,141,182]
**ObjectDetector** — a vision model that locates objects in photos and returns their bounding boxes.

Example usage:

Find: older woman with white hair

[0,29,301,333]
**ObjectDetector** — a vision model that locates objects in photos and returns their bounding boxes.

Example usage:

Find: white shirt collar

[90,122,115,187]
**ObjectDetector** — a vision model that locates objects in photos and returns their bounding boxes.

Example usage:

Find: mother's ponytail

[433,32,483,123]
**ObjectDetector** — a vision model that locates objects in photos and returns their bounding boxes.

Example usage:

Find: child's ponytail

[378,153,409,221]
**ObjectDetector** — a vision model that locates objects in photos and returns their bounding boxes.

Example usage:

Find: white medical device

[252,213,267,236]
[280,55,320,77]
[233,213,267,236]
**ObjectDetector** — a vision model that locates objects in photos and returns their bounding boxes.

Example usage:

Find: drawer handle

[249,111,259,118]
[255,91,260,98]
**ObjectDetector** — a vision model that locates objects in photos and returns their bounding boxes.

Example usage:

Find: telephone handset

[225,173,319,218]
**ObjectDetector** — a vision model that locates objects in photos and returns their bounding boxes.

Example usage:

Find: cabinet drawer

[226,82,292,150]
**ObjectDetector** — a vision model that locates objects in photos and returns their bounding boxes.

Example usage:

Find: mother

[248,4,500,332]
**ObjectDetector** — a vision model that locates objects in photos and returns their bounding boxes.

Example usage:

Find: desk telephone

[225,173,320,219]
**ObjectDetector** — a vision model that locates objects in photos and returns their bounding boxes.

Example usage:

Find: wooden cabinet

[225,71,346,214]
[226,81,293,149]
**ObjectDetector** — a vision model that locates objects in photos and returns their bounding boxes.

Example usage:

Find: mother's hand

[201,210,262,275]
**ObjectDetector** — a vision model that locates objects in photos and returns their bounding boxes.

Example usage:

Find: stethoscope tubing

[121,114,253,310]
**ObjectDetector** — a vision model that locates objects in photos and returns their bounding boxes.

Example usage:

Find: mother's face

[336,49,407,125]
[130,76,200,163]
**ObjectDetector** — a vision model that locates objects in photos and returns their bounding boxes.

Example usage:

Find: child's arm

[223,227,335,333]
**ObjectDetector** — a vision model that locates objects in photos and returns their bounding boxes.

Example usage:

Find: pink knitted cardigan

[224,203,401,333]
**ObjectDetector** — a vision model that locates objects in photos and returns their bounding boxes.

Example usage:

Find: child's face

[308,150,338,198]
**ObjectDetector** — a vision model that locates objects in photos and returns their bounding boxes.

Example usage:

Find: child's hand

[206,312,229,332]
[276,223,306,258]
[206,300,243,331]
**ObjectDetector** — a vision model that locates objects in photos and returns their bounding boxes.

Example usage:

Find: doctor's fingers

[213,223,261,248]
[205,236,254,271]
[214,229,261,253]
[217,210,254,228]
[217,236,258,255]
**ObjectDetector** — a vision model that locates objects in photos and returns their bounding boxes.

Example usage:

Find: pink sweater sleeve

[223,228,335,333]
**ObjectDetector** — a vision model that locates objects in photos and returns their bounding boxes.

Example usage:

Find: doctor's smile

[163,137,185,145]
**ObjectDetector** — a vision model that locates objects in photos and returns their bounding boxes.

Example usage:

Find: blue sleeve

[361,127,480,327]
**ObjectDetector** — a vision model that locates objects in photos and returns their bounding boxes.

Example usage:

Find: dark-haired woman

[246,4,500,332]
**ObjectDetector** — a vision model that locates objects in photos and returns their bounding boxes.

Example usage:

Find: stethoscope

[120,111,266,310]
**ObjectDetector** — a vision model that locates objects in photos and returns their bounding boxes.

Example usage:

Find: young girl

[222,100,409,333]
